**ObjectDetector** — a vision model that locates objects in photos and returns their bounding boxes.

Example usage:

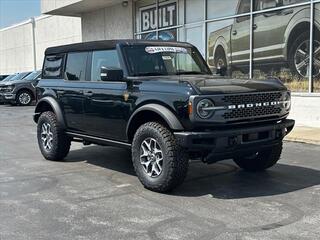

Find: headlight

[5,85,15,92]
[283,92,291,111]
[196,99,215,119]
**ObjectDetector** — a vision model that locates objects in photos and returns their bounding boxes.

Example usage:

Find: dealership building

[1,0,320,127]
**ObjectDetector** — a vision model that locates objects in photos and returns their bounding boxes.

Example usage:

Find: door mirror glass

[100,67,124,81]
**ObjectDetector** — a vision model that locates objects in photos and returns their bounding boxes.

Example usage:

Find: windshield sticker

[162,56,172,60]
[145,46,187,54]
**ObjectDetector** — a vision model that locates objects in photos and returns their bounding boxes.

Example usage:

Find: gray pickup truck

[208,0,319,78]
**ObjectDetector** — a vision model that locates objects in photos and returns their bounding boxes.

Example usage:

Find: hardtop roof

[45,39,194,55]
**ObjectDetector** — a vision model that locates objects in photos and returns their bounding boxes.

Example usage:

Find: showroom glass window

[135,0,178,41]
[65,52,89,81]
[314,2,320,92]
[91,50,121,81]
[134,0,318,93]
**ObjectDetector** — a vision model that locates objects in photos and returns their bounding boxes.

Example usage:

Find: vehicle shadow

[66,145,320,199]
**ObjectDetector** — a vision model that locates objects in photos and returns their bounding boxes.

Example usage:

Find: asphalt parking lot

[0,105,320,240]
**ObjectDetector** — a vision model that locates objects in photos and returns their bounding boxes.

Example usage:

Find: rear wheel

[289,31,320,78]
[214,47,228,76]
[37,111,71,161]
[233,143,283,172]
[132,122,189,192]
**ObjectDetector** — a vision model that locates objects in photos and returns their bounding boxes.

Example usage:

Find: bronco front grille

[222,92,283,120]
[222,92,282,105]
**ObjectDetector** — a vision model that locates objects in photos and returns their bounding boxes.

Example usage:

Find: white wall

[290,94,320,128]
[34,16,81,69]
[0,15,81,75]
[81,1,133,42]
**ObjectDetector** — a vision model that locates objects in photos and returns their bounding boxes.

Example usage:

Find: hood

[134,75,287,95]
[179,75,287,94]
[2,79,29,86]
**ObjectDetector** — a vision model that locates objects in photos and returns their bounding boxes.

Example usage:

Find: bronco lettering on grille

[227,101,282,110]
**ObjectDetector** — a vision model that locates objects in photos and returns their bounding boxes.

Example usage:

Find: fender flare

[212,37,229,65]
[126,104,184,137]
[34,96,66,129]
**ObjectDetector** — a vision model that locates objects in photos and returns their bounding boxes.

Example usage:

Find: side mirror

[216,66,227,76]
[100,67,124,81]
[261,0,279,10]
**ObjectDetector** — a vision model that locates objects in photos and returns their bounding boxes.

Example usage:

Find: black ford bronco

[34,40,294,192]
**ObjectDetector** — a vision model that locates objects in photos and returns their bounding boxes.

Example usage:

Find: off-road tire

[16,90,33,106]
[233,143,283,172]
[132,122,189,192]
[37,111,71,161]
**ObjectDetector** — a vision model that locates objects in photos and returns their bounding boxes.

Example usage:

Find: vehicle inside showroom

[133,0,320,94]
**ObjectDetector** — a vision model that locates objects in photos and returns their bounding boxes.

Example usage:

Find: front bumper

[4,93,16,100]
[0,93,5,103]
[174,119,295,162]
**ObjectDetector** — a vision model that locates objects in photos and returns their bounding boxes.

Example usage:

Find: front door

[82,49,131,141]
[253,0,296,64]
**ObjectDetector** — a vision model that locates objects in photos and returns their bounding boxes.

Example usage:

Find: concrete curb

[284,127,320,145]
[284,137,320,145]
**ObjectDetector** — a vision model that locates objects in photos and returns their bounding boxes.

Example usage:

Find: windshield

[9,72,31,81]
[2,74,17,81]
[123,45,211,77]
[23,71,41,81]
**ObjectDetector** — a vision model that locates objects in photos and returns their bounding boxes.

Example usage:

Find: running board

[66,132,132,149]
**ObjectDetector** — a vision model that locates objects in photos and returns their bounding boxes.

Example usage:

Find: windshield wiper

[175,71,204,75]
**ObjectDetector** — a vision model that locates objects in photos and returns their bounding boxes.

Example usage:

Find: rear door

[231,0,251,67]
[57,52,90,132]
[82,49,130,140]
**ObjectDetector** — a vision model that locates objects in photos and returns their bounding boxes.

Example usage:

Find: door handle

[232,30,237,35]
[281,9,294,15]
[83,91,93,96]
[253,24,258,30]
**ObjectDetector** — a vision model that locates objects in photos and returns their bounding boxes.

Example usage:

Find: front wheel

[16,90,33,106]
[132,122,189,192]
[37,111,71,161]
[233,143,283,172]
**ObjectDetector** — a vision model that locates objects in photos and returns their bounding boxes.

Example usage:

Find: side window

[91,50,121,81]
[65,52,89,81]
[236,0,250,23]
[43,55,64,78]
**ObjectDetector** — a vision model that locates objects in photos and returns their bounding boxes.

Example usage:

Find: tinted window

[91,50,120,81]
[43,55,64,78]
[65,52,89,81]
